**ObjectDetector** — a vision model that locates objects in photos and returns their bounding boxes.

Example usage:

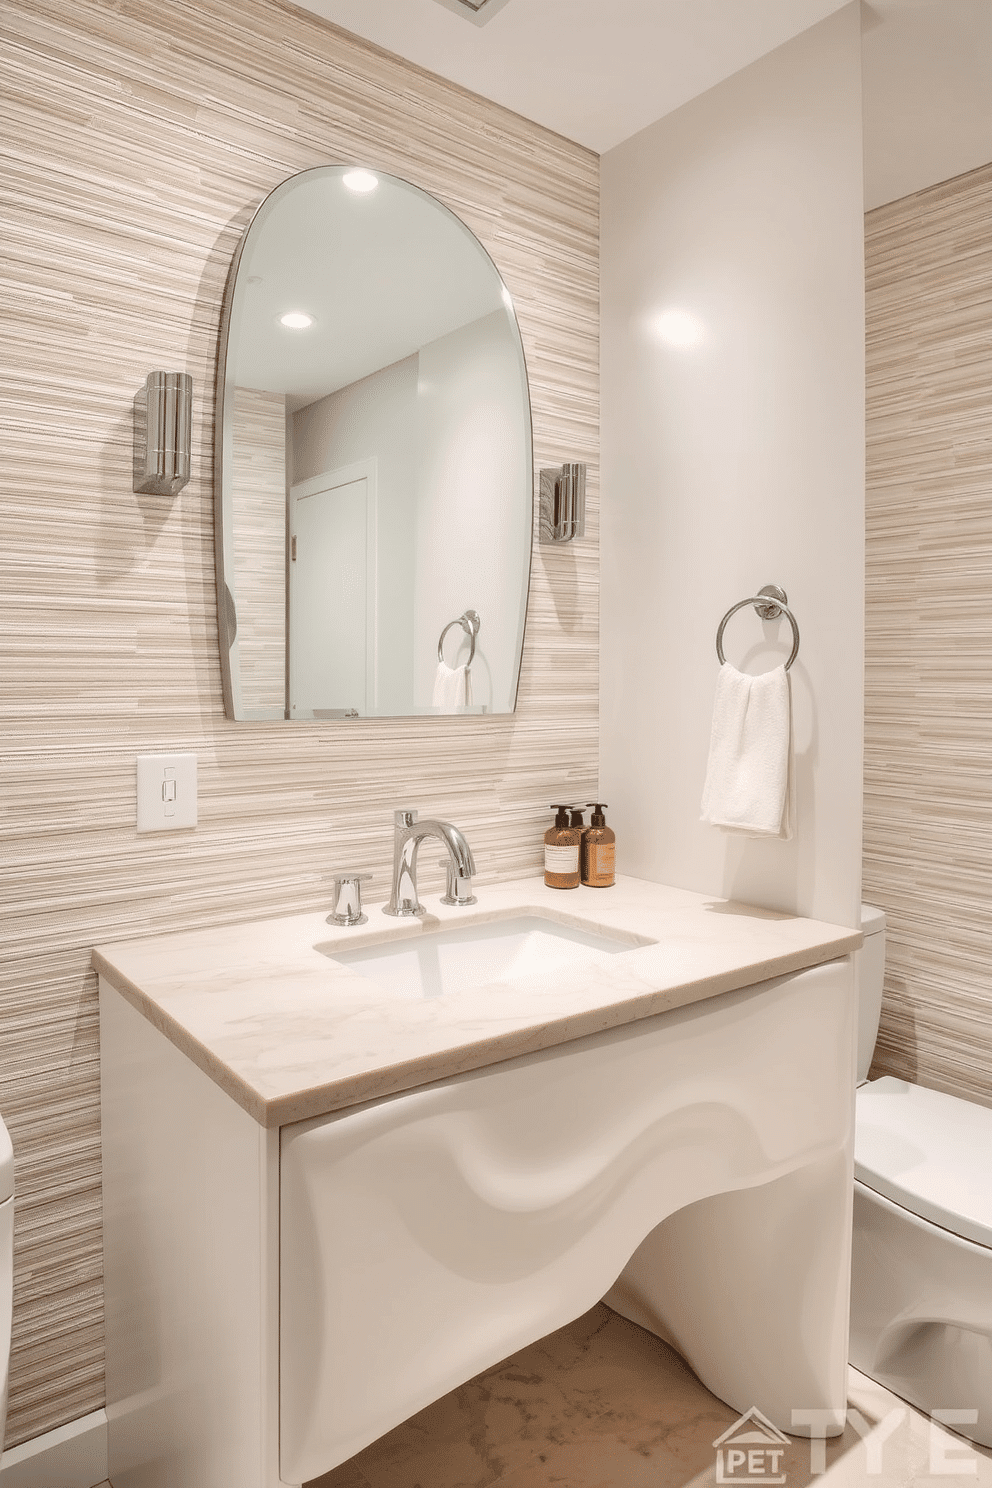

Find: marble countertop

[92,875,861,1129]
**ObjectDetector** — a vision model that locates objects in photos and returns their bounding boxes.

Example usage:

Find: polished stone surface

[93,875,859,1126]
[306,1305,992,1488]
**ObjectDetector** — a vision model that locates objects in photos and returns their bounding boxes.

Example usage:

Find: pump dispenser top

[581,803,615,887]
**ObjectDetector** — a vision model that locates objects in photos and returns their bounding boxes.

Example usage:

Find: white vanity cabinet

[99,896,858,1488]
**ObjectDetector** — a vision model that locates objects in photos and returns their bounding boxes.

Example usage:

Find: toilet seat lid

[855,1077,992,1250]
[0,1116,12,1204]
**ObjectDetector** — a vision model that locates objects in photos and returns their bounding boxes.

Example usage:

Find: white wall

[293,355,418,714]
[600,3,865,927]
[413,310,530,713]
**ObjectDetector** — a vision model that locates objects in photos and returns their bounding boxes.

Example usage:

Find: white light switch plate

[136,754,197,832]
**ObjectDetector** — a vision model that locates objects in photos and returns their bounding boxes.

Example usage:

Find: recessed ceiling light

[279,311,315,330]
[342,169,378,194]
[431,0,513,26]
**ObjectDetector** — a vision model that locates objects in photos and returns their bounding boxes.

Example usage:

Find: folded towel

[700,663,794,838]
[432,661,472,714]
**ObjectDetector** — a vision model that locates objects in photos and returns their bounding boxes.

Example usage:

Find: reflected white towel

[700,663,794,838]
[433,662,472,714]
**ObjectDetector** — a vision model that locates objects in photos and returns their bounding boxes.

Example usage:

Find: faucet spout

[384,810,477,917]
[429,820,477,879]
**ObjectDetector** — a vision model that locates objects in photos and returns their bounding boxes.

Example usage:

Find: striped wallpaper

[0,0,599,1447]
[15,0,988,1454]
[864,160,992,1111]
[230,386,288,717]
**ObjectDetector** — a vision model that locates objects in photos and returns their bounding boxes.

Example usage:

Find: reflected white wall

[600,4,865,926]
[294,356,418,715]
[413,310,529,714]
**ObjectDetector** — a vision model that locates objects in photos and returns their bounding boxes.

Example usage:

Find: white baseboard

[0,1409,108,1488]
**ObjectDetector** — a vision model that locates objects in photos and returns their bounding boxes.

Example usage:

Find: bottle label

[590,843,615,879]
[545,843,579,874]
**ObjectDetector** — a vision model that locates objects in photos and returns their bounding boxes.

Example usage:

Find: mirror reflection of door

[289,460,377,718]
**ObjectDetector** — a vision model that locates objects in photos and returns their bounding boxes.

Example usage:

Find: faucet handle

[328,872,372,927]
[394,809,417,829]
[437,859,477,908]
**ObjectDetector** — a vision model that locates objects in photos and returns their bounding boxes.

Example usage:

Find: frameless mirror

[215,166,533,720]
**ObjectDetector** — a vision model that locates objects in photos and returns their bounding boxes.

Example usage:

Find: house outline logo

[713,1406,790,1485]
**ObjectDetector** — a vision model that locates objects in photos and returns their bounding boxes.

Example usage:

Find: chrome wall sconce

[133,371,192,496]
[539,462,586,544]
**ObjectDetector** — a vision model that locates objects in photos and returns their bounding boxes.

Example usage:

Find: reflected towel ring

[715,585,800,671]
[437,609,481,667]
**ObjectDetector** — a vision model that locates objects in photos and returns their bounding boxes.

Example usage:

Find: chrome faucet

[384,809,477,917]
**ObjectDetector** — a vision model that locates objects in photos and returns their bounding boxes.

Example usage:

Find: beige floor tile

[827,1368,992,1488]
[306,1307,992,1488]
[308,1306,733,1488]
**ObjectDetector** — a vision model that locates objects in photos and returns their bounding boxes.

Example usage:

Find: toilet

[0,1113,13,1447]
[852,905,992,1448]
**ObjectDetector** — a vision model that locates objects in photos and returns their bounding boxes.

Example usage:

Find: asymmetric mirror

[215,166,533,720]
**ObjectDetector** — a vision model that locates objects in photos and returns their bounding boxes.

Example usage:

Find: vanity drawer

[279,957,854,1483]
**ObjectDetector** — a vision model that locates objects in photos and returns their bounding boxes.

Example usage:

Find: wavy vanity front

[94,875,861,1488]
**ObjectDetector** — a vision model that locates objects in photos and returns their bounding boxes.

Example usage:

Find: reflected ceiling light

[279,311,315,329]
[342,169,379,194]
[652,309,704,347]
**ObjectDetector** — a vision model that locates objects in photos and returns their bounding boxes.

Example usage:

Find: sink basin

[323,914,645,1000]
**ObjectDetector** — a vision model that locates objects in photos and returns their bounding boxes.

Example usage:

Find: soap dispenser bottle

[582,804,615,887]
[544,805,581,889]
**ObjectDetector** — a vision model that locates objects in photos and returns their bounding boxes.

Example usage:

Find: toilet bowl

[852,906,992,1447]
[0,1114,13,1448]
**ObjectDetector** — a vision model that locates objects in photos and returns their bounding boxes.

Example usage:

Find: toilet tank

[856,904,886,1084]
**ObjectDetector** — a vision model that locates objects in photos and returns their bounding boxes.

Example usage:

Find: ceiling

[230,169,505,406]
[298,0,849,156]
[294,0,992,209]
[861,0,992,208]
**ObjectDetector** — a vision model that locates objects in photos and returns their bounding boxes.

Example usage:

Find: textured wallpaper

[0,0,599,1446]
[864,160,992,1111]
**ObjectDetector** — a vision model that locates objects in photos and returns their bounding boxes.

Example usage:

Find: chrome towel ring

[437,609,481,666]
[716,584,800,671]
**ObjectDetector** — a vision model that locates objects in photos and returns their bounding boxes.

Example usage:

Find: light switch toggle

[137,754,197,832]
[162,771,177,815]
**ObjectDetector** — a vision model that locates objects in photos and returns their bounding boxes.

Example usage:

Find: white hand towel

[432,661,472,713]
[700,663,794,838]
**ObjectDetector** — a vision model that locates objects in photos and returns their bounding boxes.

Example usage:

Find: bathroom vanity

[95,876,861,1488]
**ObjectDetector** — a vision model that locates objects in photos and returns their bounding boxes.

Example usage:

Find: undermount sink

[323,914,648,1000]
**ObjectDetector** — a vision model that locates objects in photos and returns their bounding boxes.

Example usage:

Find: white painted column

[600,3,865,928]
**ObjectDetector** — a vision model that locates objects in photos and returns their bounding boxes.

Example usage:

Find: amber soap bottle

[582,803,615,887]
[544,805,581,889]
